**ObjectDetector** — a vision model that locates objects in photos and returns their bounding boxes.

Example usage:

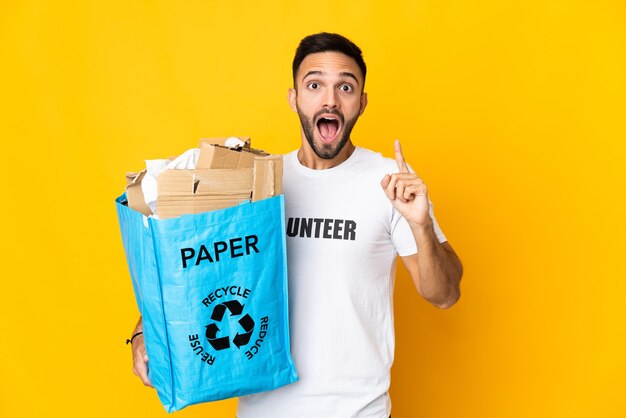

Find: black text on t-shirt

[286,217,356,240]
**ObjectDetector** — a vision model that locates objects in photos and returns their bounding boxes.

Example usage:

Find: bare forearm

[380,139,462,308]
[410,222,463,308]
[134,316,143,333]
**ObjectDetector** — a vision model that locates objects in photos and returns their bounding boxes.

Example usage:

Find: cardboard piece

[196,138,260,169]
[156,168,255,218]
[198,136,251,150]
[252,155,282,201]
[125,170,152,216]
[128,137,283,219]
[196,144,257,169]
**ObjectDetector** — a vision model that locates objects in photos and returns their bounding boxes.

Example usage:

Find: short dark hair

[292,32,367,88]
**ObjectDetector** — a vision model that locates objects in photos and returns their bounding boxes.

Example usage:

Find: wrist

[408,219,434,234]
[126,331,144,345]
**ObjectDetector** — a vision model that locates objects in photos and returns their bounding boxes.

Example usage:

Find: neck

[297,140,356,170]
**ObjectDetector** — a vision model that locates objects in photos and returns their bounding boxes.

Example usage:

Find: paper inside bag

[123,137,282,219]
[156,168,254,218]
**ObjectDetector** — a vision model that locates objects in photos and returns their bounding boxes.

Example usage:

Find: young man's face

[289,51,368,160]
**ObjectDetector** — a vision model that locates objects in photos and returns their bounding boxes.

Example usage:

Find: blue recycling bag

[116,194,298,412]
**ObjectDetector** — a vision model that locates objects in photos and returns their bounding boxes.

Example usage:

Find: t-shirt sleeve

[390,200,448,257]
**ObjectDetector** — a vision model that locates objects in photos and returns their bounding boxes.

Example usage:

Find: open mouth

[316,114,342,144]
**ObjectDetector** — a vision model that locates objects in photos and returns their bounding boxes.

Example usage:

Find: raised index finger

[394,139,410,173]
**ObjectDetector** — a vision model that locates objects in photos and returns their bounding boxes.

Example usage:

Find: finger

[387,174,418,202]
[402,185,416,201]
[394,179,409,203]
[403,184,427,200]
[143,376,154,388]
[394,139,410,173]
[140,370,154,388]
[380,174,395,200]
[387,175,404,201]
[134,359,153,387]
[380,174,391,189]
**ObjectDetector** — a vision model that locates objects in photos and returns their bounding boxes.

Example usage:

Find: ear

[359,92,368,115]
[288,88,298,112]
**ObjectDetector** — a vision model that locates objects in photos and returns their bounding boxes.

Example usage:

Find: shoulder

[282,150,299,172]
[351,147,398,174]
[282,149,298,160]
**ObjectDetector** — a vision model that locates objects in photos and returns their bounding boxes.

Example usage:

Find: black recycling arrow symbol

[205,323,230,350]
[210,304,226,321]
[210,300,245,321]
[233,314,255,349]
[238,313,254,331]
[223,300,244,315]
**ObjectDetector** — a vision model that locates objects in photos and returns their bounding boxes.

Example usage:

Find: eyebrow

[302,70,360,85]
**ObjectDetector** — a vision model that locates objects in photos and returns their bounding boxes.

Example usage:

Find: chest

[282,173,394,259]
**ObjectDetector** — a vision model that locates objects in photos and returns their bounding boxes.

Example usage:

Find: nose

[322,88,339,109]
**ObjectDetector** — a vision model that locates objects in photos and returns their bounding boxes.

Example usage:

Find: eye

[340,84,353,92]
[307,82,319,90]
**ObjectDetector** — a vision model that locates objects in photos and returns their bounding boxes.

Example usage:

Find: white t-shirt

[237,147,447,418]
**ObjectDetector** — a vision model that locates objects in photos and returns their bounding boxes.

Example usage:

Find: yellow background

[1,1,625,417]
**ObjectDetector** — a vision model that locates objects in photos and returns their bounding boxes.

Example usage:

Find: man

[130,33,462,417]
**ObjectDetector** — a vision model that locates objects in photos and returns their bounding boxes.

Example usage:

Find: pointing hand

[380,140,432,227]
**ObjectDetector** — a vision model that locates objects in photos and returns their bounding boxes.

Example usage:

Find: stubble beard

[296,105,359,160]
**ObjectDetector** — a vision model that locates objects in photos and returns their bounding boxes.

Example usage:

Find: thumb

[380,174,395,200]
